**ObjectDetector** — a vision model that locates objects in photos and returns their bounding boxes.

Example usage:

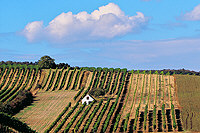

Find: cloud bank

[22,3,148,43]
[182,4,200,21]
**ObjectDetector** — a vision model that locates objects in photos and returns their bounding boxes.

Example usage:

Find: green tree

[38,55,56,69]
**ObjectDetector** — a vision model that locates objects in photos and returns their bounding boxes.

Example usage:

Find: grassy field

[15,90,77,133]
[175,75,200,132]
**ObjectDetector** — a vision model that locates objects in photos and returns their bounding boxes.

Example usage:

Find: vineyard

[0,64,186,132]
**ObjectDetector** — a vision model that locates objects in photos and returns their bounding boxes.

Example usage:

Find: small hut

[82,94,94,105]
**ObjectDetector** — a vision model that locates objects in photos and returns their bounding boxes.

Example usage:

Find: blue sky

[0,0,200,71]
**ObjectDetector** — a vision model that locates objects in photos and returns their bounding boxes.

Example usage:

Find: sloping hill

[2,65,199,132]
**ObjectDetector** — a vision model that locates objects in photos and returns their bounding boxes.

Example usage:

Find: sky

[0,0,200,71]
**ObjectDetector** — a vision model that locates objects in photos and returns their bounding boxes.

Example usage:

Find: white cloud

[182,4,200,21]
[22,3,148,43]
[23,21,43,41]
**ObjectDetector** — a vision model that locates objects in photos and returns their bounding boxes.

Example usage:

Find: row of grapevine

[46,68,57,91]
[153,72,159,129]
[99,68,108,88]
[102,69,127,132]
[111,69,121,94]
[93,68,102,88]
[80,70,96,99]
[105,68,114,93]
[27,66,39,91]
[92,98,111,132]
[0,68,20,101]
[54,102,79,132]
[52,68,64,91]
[63,103,86,132]
[74,101,95,132]
[83,100,103,132]
[42,69,51,90]
[0,67,11,89]
[143,71,152,130]
[123,71,140,132]
[133,72,146,130]
[21,68,33,90]
[112,70,128,132]
[72,68,83,90]
[73,87,84,100]
[1,68,25,102]
[66,68,76,90]
[59,67,70,90]
[169,74,177,130]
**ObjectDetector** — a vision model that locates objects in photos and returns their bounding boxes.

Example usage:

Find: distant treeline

[0,61,199,75]
[0,61,70,69]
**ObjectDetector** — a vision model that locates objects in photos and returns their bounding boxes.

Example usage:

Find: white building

[82,94,94,105]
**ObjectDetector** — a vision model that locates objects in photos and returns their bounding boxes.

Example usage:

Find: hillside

[0,64,199,132]
[175,75,200,132]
